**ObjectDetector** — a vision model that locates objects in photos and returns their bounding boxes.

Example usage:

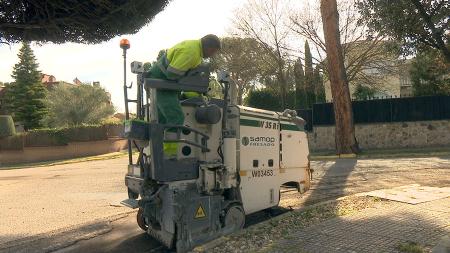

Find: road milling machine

[120,42,311,253]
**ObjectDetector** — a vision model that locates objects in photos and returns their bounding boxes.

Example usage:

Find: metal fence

[298,96,450,130]
[297,109,313,131]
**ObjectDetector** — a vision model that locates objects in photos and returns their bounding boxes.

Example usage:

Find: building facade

[324,41,413,101]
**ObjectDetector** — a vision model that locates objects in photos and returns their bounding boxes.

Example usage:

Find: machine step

[120,198,139,209]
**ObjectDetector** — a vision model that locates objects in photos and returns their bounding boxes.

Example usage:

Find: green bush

[101,117,122,125]
[411,49,450,96]
[44,84,115,127]
[0,115,16,138]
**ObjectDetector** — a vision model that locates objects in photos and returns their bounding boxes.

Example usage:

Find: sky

[0,0,244,113]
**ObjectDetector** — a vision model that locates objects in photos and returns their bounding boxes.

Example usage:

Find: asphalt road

[1,156,449,253]
[0,158,132,253]
[53,214,164,253]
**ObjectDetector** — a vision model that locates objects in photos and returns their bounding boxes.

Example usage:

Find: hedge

[0,134,24,151]
[0,123,123,150]
[106,124,124,138]
[25,125,110,147]
[65,125,107,142]
[245,89,296,111]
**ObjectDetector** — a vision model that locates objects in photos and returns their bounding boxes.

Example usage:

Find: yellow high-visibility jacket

[157,39,203,80]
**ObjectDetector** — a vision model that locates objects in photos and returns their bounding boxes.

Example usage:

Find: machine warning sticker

[194,204,206,219]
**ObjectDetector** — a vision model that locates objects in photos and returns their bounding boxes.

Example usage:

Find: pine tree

[304,40,315,108]
[0,1,168,44]
[314,66,326,103]
[6,42,47,130]
[321,0,359,154]
[294,57,307,109]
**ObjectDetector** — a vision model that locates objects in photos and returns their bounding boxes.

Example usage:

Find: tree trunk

[320,0,360,154]
[230,72,240,105]
[278,70,287,110]
[237,80,245,105]
[274,58,287,109]
[230,79,238,105]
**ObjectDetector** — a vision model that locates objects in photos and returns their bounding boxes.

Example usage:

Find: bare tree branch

[289,0,397,94]
[232,0,294,108]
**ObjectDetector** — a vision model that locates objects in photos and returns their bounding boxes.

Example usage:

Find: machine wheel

[223,204,245,232]
[137,208,148,231]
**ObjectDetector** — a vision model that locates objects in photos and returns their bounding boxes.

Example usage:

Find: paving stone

[268,198,450,253]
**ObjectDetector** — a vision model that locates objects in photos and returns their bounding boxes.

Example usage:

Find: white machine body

[237,106,310,213]
[164,103,311,213]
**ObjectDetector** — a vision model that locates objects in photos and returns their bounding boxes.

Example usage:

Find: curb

[0,151,129,170]
[432,234,450,253]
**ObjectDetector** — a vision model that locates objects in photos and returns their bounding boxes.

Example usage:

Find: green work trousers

[148,66,185,157]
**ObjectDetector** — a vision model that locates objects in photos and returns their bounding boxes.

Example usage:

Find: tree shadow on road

[304,158,358,206]
[100,232,162,253]
[0,214,163,253]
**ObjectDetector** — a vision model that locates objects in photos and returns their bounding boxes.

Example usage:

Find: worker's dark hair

[201,34,221,49]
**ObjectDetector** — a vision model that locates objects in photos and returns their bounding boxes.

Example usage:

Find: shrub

[101,117,122,125]
[0,115,15,138]
[44,84,115,127]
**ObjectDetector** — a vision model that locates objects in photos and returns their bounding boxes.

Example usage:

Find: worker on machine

[146,34,221,158]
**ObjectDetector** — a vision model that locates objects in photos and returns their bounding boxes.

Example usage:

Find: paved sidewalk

[281,157,450,209]
[271,197,450,253]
